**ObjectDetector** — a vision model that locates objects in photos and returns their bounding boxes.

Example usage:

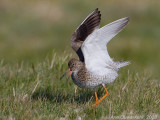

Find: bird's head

[68,58,83,72]
[60,58,83,81]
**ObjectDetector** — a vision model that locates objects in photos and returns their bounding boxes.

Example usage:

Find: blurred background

[0,0,160,78]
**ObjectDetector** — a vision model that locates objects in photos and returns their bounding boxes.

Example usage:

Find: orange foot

[93,86,109,107]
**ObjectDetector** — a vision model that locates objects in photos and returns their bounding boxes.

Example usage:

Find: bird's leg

[93,84,109,107]
[93,88,99,107]
[93,91,99,107]
[95,91,99,102]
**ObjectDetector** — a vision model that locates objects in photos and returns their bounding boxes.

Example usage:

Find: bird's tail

[116,61,130,69]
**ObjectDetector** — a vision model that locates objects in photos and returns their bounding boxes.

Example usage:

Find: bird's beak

[60,68,72,82]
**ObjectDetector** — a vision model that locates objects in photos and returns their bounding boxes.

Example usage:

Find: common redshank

[61,8,130,107]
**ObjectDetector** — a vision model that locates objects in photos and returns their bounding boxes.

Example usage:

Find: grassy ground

[0,0,160,119]
[0,54,159,119]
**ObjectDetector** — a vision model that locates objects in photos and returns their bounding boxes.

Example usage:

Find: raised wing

[71,8,101,62]
[81,17,129,75]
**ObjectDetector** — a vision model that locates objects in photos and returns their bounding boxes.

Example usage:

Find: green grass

[0,0,160,119]
[0,53,159,119]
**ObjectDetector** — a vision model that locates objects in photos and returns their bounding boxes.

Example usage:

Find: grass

[0,53,159,119]
[0,0,160,119]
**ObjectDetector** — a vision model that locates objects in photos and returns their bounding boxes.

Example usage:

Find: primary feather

[71,8,101,62]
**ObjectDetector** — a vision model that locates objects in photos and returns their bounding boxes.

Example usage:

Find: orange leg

[93,86,109,107]
[95,91,98,102]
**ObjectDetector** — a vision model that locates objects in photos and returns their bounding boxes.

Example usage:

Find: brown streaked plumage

[61,8,130,107]
[68,58,110,89]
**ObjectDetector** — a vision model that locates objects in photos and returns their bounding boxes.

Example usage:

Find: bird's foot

[93,86,109,107]
[93,101,99,107]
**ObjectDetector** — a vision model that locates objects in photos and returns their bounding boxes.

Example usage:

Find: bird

[60,8,130,107]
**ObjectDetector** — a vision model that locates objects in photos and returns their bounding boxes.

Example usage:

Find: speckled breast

[71,70,118,89]
[71,73,100,89]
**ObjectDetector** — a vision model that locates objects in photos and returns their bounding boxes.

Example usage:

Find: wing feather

[71,8,101,62]
[81,17,129,75]
[98,17,129,44]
